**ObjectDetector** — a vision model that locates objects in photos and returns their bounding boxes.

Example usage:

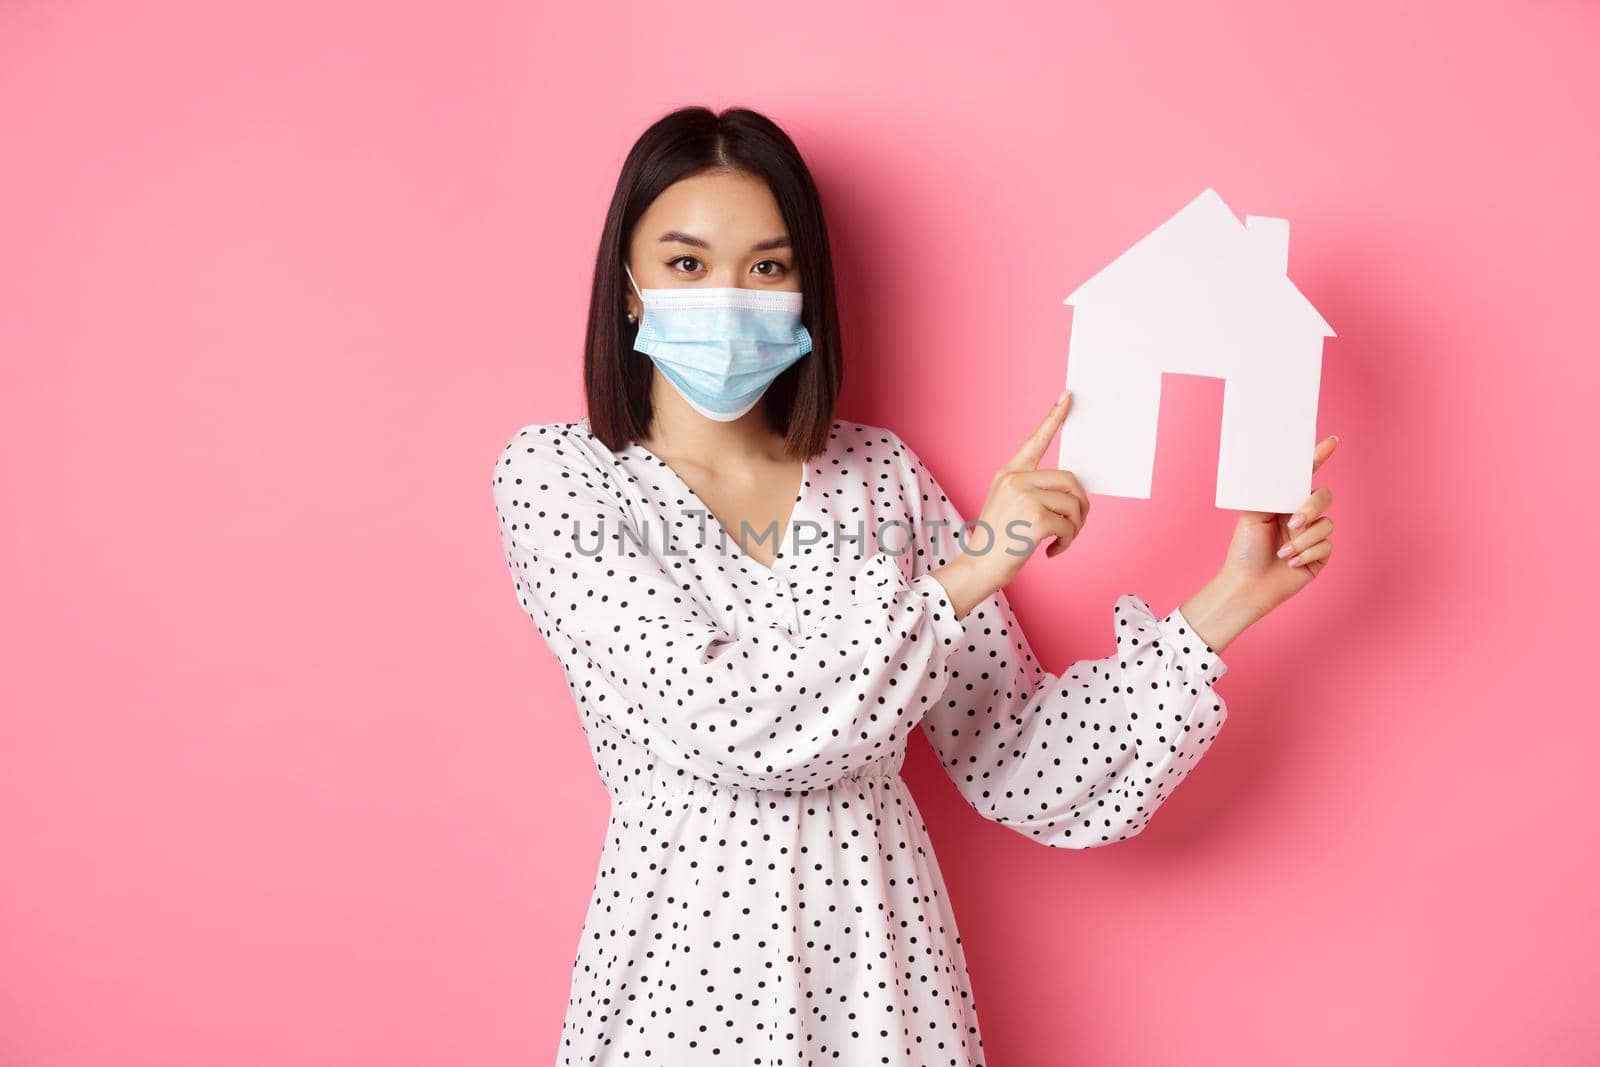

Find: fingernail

[1287,513,1304,530]
[1057,388,1070,405]
[1287,554,1303,567]
[1277,543,1295,559]
[1331,434,1340,443]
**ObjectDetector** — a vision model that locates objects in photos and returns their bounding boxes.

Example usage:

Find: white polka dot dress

[491,416,1230,1066]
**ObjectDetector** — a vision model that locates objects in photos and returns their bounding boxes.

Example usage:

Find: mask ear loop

[624,263,645,323]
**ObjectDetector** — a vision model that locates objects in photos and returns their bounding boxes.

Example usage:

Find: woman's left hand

[1217,434,1340,617]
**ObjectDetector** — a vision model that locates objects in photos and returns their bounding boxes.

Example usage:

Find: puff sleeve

[492,424,969,793]
[895,431,1231,847]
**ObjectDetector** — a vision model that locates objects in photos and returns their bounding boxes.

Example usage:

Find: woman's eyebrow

[657,230,791,252]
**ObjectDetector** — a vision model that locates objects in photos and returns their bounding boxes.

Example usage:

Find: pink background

[3,2,1596,1064]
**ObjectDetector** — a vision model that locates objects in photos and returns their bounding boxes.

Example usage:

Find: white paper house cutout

[1057,188,1335,513]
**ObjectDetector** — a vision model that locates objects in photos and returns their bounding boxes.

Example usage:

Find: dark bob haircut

[583,106,842,459]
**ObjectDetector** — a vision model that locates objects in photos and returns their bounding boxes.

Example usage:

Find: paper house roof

[1065,188,1335,339]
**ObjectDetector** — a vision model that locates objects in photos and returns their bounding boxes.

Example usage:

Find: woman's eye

[668,256,702,273]
[753,260,790,278]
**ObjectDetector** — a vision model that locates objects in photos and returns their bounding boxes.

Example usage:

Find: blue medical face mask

[625,263,814,422]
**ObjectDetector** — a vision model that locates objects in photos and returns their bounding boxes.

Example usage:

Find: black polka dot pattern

[492,417,1230,1065]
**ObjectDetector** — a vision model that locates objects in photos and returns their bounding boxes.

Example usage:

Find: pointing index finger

[1005,389,1073,471]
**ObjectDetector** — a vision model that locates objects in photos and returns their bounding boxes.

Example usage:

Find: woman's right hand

[931,389,1089,619]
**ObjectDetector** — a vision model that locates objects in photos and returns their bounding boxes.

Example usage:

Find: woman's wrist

[1178,571,1265,656]
[930,554,996,621]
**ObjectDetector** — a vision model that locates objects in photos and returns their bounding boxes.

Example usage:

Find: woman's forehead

[639,172,787,245]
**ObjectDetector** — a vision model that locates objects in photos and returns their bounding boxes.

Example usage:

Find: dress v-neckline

[623,429,825,577]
